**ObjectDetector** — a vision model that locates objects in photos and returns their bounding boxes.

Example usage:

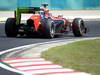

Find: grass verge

[41,38,100,75]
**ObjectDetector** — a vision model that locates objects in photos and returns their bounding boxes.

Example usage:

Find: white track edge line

[0,37,99,75]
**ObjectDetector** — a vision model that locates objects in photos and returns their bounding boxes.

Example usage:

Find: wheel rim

[50,24,55,38]
[80,21,85,34]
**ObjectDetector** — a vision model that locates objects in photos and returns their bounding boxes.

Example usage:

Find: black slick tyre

[72,18,87,37]
[5,18,18,37]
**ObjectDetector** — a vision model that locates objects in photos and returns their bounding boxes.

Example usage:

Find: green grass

[41,38,100,75]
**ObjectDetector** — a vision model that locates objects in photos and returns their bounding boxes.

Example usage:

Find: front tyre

[5,18,18,37]
[72,18,87,37]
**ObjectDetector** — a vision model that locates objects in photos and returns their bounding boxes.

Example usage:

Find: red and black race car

[5,4,87,38]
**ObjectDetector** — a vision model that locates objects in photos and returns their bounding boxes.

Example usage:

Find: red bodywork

[29,7,69,32]
[30,15,40,31]
[30,14,69,31]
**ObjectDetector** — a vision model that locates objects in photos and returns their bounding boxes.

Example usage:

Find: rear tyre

[5,18,18,37]
[72,18,87,37]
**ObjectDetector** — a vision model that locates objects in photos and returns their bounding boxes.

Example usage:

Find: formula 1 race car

[5,4,87,38]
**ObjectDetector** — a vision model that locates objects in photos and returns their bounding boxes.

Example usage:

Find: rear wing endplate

[15,7,40,24]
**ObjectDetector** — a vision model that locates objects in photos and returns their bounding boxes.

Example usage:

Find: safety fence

[0,0,100,10]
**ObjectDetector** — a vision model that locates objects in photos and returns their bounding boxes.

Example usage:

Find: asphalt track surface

[0,20,100,75]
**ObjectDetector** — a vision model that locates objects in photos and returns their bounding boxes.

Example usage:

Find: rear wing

[15,7,40,24]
